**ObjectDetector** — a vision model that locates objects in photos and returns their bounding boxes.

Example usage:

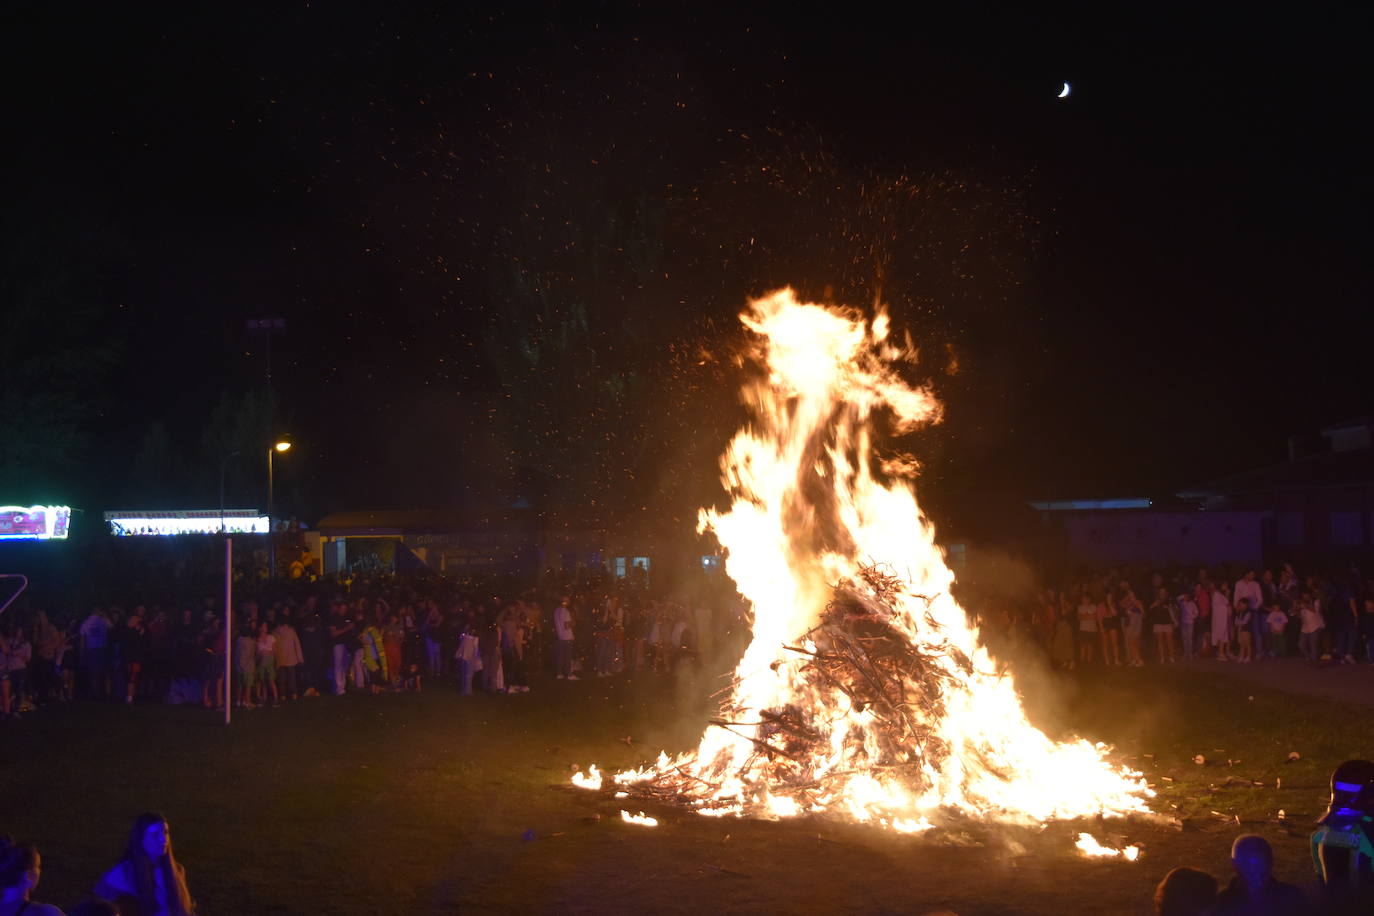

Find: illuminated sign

[104,510,269,537]
[0,506,72,540]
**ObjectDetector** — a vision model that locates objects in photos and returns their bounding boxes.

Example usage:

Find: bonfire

[575,289,1153,841]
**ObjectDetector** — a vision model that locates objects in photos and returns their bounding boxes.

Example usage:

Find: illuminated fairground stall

[103,509,269,537]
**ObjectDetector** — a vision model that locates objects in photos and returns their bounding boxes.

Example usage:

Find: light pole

[219,449,243,533]
[267,440,291,578]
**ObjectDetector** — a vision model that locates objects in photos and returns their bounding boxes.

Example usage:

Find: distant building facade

[1037,417,1374,571]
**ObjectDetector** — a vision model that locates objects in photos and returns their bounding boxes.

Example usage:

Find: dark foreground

[3,661,1366,914]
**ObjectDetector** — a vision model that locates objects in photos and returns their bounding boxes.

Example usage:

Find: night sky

[7,3,1371,538]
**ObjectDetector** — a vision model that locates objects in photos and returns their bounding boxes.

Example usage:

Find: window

[1331,512,1364,547]
[1277,512,1303,547]
[613,557,627,578]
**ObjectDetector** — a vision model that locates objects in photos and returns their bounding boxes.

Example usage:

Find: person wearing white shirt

[1265,604,1288,656]
[553,598,577,680]
[1211,584,1233,661]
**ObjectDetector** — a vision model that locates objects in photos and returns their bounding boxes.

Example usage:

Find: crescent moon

[1058,81,1071,99]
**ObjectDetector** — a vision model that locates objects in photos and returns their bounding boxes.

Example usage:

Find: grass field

[3,661,1368,914]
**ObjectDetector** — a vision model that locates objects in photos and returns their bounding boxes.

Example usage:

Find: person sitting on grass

[0,835,66,916]
[94,812,196,916]
[1153,865,1216,916]
[1211,834,1306,914]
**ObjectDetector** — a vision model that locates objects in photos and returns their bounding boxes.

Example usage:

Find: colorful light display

[0,506,72,540]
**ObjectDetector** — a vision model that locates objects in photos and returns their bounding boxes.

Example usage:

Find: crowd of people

[1,813,192,916]
[998,561,1374,671]
[0,573,746,718]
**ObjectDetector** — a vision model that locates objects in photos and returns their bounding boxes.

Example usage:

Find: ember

[576,289,1152,831]
[1075,833,1141,861]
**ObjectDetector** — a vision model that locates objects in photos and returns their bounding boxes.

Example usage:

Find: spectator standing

[1194,571,1214,656]
[117,610,147,704]
[1210,581,1233,662]
[79,607,110,699]
[1265,602,1289,658]
[381,610,404,690]
[1148,588,1176,663]
[553,596,576,680]
[422,600,443,679]
[1277,564,1299,609]
[1099,592,1123,666]
[1076,589,1099,666]
[478,606,503,693]
[1299,594,1325,667]
[1327,577,1358,664]
[1361,597,1374,664]
[1121,585,1145,667]
[255,621,278,707]
[94,813,196,916]
[1234,600,1254,663]
[199,617,224,710]
[272,615,303,701]
[357,614,387,694]
[234,620,258,709]
[1051,604,1075,670]
[1177,591,1199,660]
[326,601,354,696]
[0,627,20,718]
[296,606,325,694]
[31,611,63,705]
[1233,571,1264,659]
[455,618,480,695]
[498,602,527,693]
[4,625,33,714]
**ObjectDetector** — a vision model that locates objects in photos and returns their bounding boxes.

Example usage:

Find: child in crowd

[1234,599,1254,663]
[1265,602,1288,659]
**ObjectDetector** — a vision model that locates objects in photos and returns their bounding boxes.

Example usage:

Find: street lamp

[267,439,291,578]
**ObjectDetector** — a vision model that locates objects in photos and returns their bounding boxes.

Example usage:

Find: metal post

[224,535,233,726]
[219,449,241,534]
[267,446,275,579]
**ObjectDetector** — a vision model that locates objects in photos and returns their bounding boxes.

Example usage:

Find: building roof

[1178,447,1374,499]
[315,509,531,536]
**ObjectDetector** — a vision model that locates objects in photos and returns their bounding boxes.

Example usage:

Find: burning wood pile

[575,289,1152,837]
[621,565,972,816]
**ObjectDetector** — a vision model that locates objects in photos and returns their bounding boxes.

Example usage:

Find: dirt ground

[2,660,1363,914]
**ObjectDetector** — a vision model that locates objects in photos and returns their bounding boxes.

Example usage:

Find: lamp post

[267,440,291,578]
[218,450,242,533]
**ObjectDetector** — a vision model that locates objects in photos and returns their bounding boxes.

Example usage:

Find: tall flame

[579,288,1151,828]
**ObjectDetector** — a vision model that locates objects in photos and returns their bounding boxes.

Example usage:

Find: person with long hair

[93,813,195,916]
[0,835,65,915]
[1098,588,1124,666]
